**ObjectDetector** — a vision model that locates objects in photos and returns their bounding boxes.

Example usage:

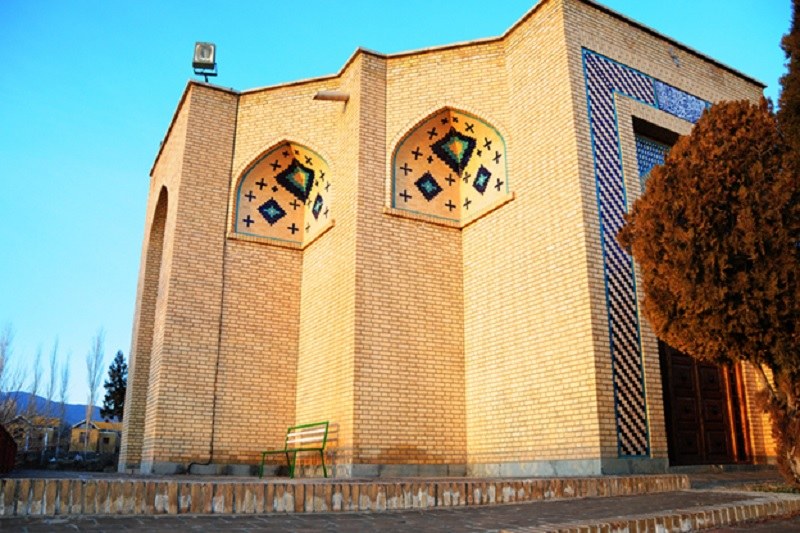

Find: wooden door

[659,343,746,465]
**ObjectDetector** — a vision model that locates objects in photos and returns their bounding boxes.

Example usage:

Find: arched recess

[121,185,168,468]
[232,141,332,247]
[391,108,510,226]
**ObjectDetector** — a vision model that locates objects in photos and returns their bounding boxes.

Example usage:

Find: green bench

[259,421,329,479]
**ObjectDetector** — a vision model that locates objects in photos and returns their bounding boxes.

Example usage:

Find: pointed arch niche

[389,108,512,227]
[232,141,333,248]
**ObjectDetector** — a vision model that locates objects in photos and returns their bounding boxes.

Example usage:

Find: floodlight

[193,42,218,82]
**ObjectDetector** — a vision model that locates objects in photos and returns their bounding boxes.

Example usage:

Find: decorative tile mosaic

[582,49,709,457]
[634,135,670,190]
[234,142,331,245]
[392,108,509,224]
[654,81,709,124]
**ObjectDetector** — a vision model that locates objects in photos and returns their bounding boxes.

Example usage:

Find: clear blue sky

[0,0,791,405]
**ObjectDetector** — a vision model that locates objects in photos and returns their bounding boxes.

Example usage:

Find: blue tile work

[312,194,324,220]
[473,165,491,194]
[654,81,709,123]
[582,49,708,457]
[258,198,287,225]
[415,172,444,201]
[634,136,670,190]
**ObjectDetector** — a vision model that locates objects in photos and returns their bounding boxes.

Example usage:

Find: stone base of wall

[0,474,689,517]
[601,457,669,475]
[467,458,668,478]
[129,458,669,478]
[135,461,256,477]
[346,464,467,478]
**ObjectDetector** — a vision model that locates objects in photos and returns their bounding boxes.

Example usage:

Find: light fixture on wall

[668,47,681,68]
[313,90,349,102]
[193,42,218,82]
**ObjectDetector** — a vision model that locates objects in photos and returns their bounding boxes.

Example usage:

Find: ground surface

[0,490,785,532]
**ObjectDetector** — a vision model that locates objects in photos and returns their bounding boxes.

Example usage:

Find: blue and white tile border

[582,48,709,457]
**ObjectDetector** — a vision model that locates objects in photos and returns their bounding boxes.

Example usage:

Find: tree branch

[754,363,783,406]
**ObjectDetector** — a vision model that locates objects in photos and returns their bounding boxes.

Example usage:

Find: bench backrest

[285,421,329,451]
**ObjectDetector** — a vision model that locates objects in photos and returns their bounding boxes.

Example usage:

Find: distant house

[69,420,122,454]
[7,415,60,452]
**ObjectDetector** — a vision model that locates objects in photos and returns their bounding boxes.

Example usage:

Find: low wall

[0,474,688,517]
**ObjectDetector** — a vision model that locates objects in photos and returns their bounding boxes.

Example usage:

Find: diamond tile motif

[275,159,315,202]
[312,194,324,220]
[431,127,476,174]
[257,198,286,225]
[583,49,709,457]
[415,172,443,201]
[473,165,491,194]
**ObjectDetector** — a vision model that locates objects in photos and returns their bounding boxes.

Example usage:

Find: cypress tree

[100,350,127,422]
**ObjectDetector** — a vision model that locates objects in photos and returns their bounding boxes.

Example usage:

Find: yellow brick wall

[219,75,349,467]
[741,364,778,462]
[211,240,301,464]
[137,86,239,468]
[294,57,363,469]
[462,0,605,468]
[119,187,168,470]
[120,87,191,470]
[350,52,467,468]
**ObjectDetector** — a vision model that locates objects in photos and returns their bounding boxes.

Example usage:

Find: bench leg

[319,450,327,478]
[287,451,296,479]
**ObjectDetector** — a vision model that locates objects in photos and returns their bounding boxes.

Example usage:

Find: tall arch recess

[120,185,168,469]
[233,141,332,247]
[391,108,510,226]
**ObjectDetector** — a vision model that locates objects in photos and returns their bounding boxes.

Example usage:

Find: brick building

[120,0,776,476]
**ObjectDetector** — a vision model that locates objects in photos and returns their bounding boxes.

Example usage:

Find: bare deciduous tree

[44,339,58,419]
[0,323,10,389]
[0,323,18,424]
[84,329,105,451]
[26,346,43,420]
[56,351,71,457]
[0,325,32,441]
[40,339,59,462]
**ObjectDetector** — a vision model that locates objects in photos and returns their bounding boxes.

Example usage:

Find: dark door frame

[659,342,751,466]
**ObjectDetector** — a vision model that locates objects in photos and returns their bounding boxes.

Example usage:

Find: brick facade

[120,0,776,476]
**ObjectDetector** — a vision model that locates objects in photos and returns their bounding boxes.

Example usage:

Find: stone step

[505,492,800,532]
[1,474,688,517]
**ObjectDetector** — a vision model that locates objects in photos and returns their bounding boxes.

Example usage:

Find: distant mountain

[0,391,110,426]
